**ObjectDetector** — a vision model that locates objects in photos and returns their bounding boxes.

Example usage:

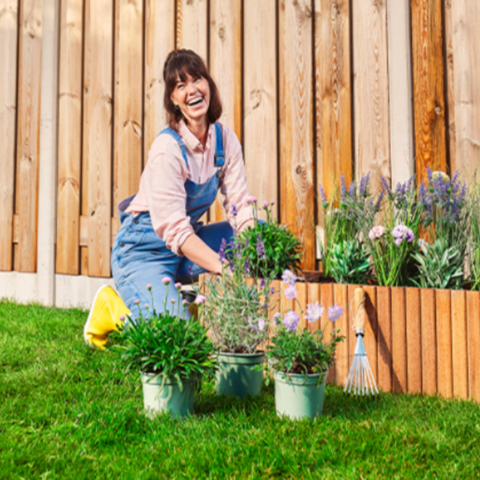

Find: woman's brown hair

[163,49,222,130]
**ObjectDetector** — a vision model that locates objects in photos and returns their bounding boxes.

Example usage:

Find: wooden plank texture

[451,290,468,399]
[363,286,378,384]
[0,0,18,271]
[391,287,407,393]
[436,289,452,398]
[315,0,352,201]
[83,0,113,277]
[377,286,392,392]
[352,0,391,196]
[209,0,242,223]
[333,284,348,386]
[15,0,44,272]
[467,291,480,401]
[307,283,320,333]
[450,0,480,179]
[144,0,175,164]
[294,282,307,328]
[176,0,207,59]
[243,0,278,220]
[406,287,422,394]
[279,0,315,270]
[421,288,437,395]
[320,283,334,382]
[411,0,447,182]
[56,0,83,274]
[113,0,143,221]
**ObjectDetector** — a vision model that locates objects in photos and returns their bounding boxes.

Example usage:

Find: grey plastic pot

[215,352,264,397]
[274,370,327,420]
[141,373,196,418]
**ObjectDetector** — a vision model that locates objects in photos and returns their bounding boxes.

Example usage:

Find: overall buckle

[214,151,225,167]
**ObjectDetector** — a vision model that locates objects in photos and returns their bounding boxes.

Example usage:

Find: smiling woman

[83,49,254,349]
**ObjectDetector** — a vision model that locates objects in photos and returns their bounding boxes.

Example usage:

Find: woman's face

[170,72,211,125]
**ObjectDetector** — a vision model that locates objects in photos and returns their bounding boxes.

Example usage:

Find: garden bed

[201,275,480,402]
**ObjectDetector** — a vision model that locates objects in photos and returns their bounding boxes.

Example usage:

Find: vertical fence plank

[315,0,352,200]
[279,0,315,270]
[363,286,378,384]
[113,0,143,234]
[352,0,390,194]
[386,0,414,185]
[0,0,18,271]
[15,0,44,272]
[176,0,207,59]
[347,284,357,371]
[83,0,113,277]
[411,0,447,182]
[144,0,175,165]
[56,0,83,274]
[391,287,407,393]
[421,288,437,395]
[307,283,320,333]
[209,0,241,223]
[377,286,392,392]
[443,0,456,172]
[450,1,480,179]
[294,282,307,328]
[467,291,480,401]
[436,289,452,398]
[451,290,468,399]
[406,287,422,394]
[320,283,335,382]
[334,284,348,387]
[243,0,278,219]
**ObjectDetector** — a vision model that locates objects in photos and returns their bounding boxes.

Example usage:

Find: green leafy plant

[327,239,372,285]
[412,239,465,290]
[199,225,277,354]
[263,273,345,383]
[238,198,302,278]
[111,283,217,389]
[469,183,480,291]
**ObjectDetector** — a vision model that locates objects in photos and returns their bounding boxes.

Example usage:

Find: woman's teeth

[188,97,203,106]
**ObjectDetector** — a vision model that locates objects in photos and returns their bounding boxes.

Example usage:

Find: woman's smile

[171,73,210,125]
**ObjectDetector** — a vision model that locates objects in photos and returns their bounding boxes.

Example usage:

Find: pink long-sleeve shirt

[126,121,253,255]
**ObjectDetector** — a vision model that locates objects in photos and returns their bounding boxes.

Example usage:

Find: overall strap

[214,123,225,168]
[159,127,189,169]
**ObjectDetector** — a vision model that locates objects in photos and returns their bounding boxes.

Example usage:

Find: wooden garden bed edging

[199,274,480,402]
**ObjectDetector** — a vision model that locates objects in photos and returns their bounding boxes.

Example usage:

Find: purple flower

[271,200,275,205]
[340,174,347,199]
[258,318,265,331]
[120,315,125,321]
[162,277,171,285]
[171,299,176,304]
[146,283,152,290]
[348,181,355,198]
[230,203,238,216]
[283,311,299,331]
[369,226,386,241]
[245,196,257,205]
[134,299,140,304]
[144,303,149,309]
[392,225,414,246]
[282,270,297,285]
[263,201,269,208]
[194,295,206,305]
[319,185,328,206]
[219,238,227,264]
[327,305,343,322]
[175,282,182,290]
[381,176,391,195]
[284,284,297,300]
[229,259,235,271]
[187,265,193,277]
[270,286,275,295]
[256,235,265,261]
[260,278,265,290]
[306,302,324,323]
[245,259,250,274]
[182,299,188,305]
[358,172,371,197]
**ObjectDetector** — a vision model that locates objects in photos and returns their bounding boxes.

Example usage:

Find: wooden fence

[1,0,480,306]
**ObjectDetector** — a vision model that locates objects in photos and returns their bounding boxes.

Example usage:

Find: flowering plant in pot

[198,210,277,397]
[111,282,217,418]
[264,270,344,420]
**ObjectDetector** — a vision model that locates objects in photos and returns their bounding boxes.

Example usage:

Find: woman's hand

[179,233,223,274]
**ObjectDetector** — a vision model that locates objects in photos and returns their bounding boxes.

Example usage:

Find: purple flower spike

[187,265,193,277]
[230,203,238,217]
[283,311,299,331]
[219,238,227,264]
[260,278,266,290]
[284,284,297,300]
[319,185,328,206]
[327,305,343,322]
[245,259,250,274]
[270,286,275,295]
[256,235,266,261]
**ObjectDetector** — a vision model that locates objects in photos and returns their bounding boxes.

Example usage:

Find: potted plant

[111,281,217,418]
[199,207,277,397]
[265,271,344,420]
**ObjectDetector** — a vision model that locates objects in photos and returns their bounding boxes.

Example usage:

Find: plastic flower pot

[215,352,264,397]
[141,373,196,418]
[274,370,327,420]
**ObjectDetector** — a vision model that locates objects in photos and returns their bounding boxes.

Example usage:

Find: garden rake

[344,287,379,395]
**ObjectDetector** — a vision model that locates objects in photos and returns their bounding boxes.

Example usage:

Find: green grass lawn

[1,300,480,479]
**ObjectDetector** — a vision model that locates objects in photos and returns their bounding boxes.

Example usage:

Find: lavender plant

[468,183,480,290]
[262,271,345,382]
[318,173,378,280]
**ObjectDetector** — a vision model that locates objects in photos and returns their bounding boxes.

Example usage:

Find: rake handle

[353,287,366,332]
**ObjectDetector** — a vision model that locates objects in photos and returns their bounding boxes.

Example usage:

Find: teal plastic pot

[141,373,196,418]
[215,352,264,397]
[274,370,327,420]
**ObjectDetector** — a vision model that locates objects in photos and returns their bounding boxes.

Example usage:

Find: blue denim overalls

[111,123,234,318]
